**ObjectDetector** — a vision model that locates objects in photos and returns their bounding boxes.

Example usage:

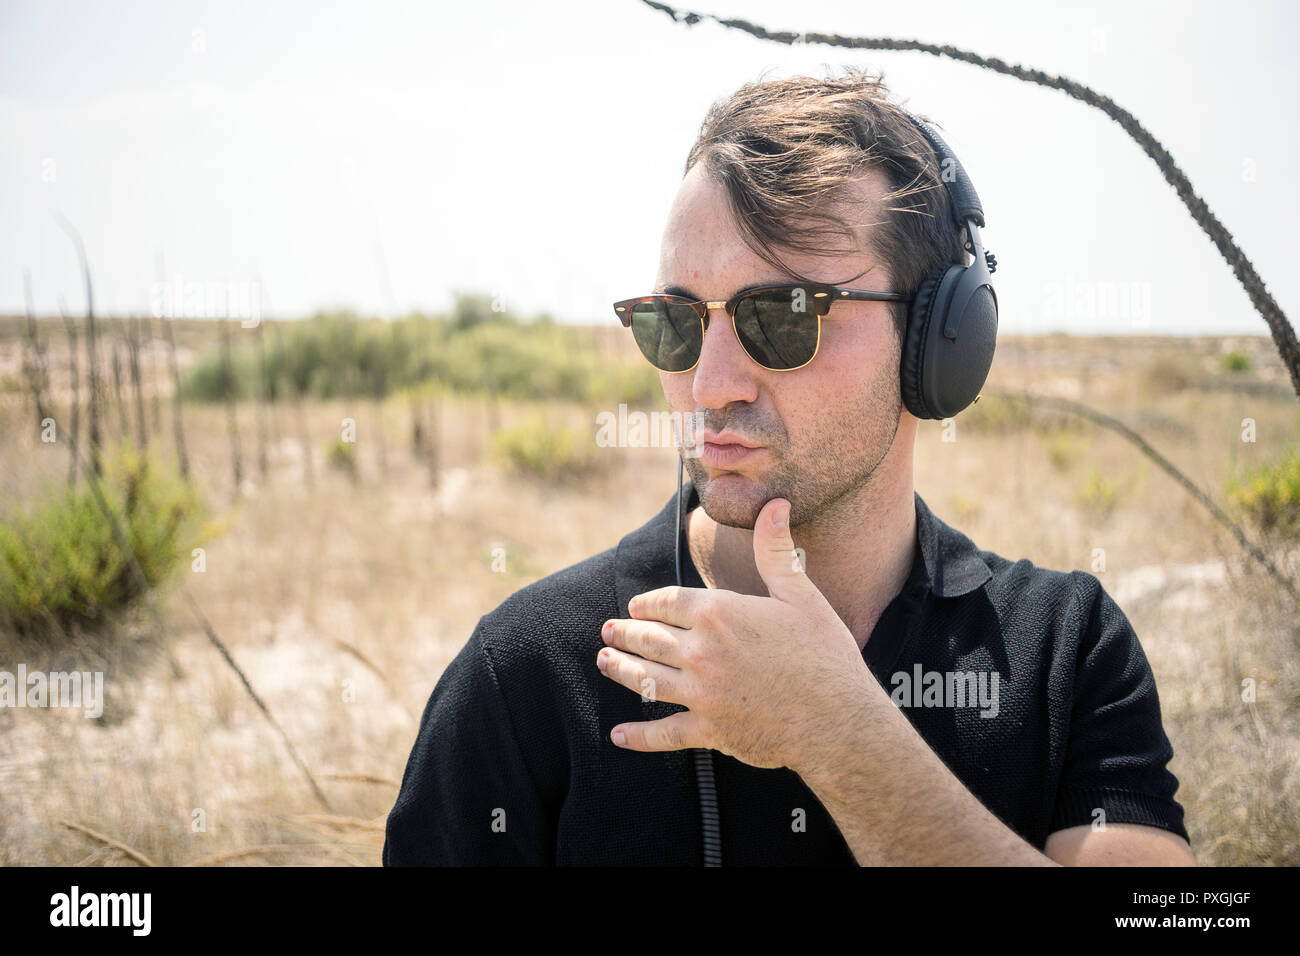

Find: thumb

[752,498,823,607]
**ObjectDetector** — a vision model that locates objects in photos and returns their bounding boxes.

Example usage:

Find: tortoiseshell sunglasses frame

[612,283,911,373]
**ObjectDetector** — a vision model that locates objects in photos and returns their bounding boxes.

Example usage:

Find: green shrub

[428,319,659,404]
[179,297,660,406]
[1046,432,1083,472]
[491,415,598,482]
[1220,350,1252,373]
[1227,447,1300,538]
[180,349,258,402]
[326,438,358,480]
[0,446,204,638]
[1075,464,1119,517]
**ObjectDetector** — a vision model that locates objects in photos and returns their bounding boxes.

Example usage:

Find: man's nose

[691,304,760,409]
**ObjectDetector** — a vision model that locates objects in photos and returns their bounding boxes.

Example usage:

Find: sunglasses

[612,284,911,373]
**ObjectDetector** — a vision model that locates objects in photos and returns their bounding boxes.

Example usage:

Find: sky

[1,0,1297,335]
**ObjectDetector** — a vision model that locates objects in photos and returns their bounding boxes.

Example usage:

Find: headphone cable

[676,456,722,866]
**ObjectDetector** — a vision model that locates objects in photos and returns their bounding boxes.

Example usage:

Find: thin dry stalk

[61,821,157,867]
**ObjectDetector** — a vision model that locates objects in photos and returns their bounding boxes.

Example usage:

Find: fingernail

[773,504,788,529]
[612,730,626,746]
[597,650,608,671]
[602,621,613,640]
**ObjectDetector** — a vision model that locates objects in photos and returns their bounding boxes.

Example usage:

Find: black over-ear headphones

[898,113,999,421]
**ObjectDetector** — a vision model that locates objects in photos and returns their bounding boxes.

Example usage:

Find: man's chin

[688,469,773,530]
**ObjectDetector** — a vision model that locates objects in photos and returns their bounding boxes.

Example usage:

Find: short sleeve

[383,624,552,865]
[1049,572,1190,844]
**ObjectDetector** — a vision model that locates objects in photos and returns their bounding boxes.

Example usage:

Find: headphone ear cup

[928,264,998,418]
[904,260,998,420]
[900,270,947,420]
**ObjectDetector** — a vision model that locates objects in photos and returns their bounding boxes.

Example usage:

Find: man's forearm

[797,677,1059,866]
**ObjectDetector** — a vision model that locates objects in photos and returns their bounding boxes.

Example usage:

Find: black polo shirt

[383,480,1189,865]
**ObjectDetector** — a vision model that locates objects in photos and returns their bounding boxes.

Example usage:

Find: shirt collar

[615,479,992,617]
[911,490,994,599]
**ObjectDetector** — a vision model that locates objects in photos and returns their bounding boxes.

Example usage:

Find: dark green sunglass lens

[629,301,702,372]
[733,289,819,369]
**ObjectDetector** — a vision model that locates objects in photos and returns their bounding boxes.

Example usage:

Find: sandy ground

[1,327,1297,865]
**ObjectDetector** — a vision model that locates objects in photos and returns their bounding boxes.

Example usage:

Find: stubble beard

[683,367,903,531]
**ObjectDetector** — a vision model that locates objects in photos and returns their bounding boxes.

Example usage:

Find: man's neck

[685,469,917,652]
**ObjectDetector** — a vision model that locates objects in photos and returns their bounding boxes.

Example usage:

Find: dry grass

[1,323,1297,865]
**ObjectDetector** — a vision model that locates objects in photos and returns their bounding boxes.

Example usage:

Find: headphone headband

[903,111,986,230]
[895,110,999,421]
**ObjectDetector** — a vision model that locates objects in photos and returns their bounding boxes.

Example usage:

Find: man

[383,68,1193,866]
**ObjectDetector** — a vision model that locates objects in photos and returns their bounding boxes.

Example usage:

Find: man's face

[653,163,909,530]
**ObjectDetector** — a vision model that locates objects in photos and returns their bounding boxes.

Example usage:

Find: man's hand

[596,497,873,774]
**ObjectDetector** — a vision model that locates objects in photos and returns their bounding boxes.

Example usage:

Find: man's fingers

[610,711,705,752]
[597,647,688,706]
[628,585,703,629]
[602,616,688,668]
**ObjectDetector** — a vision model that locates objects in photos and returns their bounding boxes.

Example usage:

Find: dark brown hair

[683,67,967,343]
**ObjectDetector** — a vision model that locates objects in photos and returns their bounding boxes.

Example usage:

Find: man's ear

[892,316,924,433]
[890,307,907,361]
[892,310,912,417]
